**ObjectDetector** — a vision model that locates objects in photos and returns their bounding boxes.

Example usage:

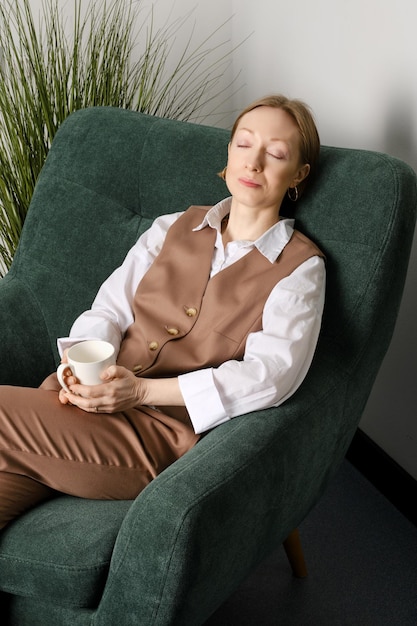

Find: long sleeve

[178,255,325,433]
[57,200,325,437]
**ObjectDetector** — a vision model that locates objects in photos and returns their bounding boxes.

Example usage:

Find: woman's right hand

[58,349,80,405]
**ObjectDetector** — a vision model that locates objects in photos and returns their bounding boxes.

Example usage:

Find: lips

[239,177,261,188]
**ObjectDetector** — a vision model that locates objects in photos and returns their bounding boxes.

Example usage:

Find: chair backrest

[8,108,230,382]
[297,144,416,430]
[8,106,417,415]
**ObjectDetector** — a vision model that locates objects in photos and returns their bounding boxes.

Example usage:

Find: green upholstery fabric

[0,107,415,625]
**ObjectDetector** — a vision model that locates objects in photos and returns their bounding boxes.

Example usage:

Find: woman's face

[226,106,310,213]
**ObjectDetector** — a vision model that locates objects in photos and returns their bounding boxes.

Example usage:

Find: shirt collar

[192,197,295,264]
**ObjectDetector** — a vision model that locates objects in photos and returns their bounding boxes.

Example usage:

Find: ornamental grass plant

[0,0,237,275]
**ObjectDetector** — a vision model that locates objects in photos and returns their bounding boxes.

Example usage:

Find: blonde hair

[221,94,320,198]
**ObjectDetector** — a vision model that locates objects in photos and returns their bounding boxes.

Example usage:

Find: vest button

[148,341,159,351]
[165,326,179,336]
[184,306,198,317]
[133,364,143,373]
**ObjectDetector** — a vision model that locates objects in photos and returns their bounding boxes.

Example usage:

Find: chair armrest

[95,372,345,626]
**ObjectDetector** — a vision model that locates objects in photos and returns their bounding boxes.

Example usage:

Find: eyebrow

[238,128,289,145]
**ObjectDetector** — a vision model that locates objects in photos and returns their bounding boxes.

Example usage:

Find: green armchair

[0,107,415,625]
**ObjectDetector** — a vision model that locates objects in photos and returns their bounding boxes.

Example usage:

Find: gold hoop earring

[218,166,227,181]
[287,186,299,202]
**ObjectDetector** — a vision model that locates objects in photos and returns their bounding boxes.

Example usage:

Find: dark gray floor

[205,460,417,625]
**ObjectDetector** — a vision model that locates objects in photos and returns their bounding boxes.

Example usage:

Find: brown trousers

[0,374,199,529]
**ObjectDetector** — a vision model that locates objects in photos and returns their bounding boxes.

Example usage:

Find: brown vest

[117,206,324,379]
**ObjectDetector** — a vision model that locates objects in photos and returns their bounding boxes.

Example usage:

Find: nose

[246,150,263,172]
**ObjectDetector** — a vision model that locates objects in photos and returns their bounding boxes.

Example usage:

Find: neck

[222,203,280,245]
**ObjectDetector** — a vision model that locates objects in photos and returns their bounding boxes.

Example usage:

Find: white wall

[228,0,417,479]
[25,0,417,478]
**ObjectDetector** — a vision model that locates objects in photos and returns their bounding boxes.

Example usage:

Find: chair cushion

[0,496,132,608]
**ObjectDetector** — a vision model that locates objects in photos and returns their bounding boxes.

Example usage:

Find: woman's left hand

[62,365,147,414]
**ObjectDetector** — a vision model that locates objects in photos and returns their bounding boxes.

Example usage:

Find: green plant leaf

[0,0,240,275]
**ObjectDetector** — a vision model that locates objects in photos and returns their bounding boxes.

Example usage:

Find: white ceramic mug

[57,340,116,392]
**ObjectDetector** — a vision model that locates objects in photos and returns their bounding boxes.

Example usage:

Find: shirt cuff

[57,336,104,358]
[178,368,230,434]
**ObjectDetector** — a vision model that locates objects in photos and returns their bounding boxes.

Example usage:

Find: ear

[293,163,310,186]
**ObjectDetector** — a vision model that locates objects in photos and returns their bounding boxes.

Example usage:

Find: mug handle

[56,363,74,393]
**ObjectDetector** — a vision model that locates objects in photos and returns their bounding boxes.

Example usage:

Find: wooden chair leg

[282,528,308,578]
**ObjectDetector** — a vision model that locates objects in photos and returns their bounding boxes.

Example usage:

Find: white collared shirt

[58,197,325,434]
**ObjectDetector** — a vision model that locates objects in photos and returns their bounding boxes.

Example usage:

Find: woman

[0,95,325,528]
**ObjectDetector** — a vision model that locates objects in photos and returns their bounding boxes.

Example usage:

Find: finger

[100,365,118,381]
[102,364,125,380]
[84,398,109,414]
[58,389,70,405]
[68,382,103,398]
[64,390,106,413]
[58,368,79,389]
